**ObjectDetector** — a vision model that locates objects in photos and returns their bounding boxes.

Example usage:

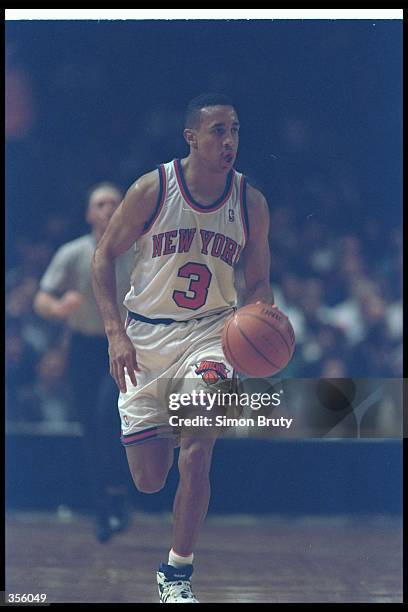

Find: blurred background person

[33,182,135,542]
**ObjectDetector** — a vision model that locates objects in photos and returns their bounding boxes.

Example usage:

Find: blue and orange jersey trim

[174,159,234,213]
[121,424,173,447]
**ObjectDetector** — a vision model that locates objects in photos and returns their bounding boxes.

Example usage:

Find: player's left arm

[240,184,274,305]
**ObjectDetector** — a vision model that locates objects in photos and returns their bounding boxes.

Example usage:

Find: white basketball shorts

[119,309,236,446]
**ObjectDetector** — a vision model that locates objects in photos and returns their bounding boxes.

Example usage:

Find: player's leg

[125,437,175,494]
[171,311,236,554]
[156,429,220,604]
[172,434,217,554]
[119,317,181,494]
[156,311,236,602]
[156,433,217,604]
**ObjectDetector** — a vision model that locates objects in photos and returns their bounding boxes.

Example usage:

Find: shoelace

[163,579,196,602]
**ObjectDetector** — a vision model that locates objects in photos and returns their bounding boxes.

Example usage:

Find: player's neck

[181,156,230,201]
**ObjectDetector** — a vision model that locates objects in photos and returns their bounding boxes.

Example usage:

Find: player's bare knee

[131,470,166,494]
[125,439,174,493]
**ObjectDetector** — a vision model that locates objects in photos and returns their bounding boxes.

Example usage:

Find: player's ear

[184,128,198,149]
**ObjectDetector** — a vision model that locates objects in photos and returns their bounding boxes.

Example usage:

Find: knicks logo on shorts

[195,360,230,385]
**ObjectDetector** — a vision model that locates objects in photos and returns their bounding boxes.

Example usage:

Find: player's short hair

[185,93,235,129]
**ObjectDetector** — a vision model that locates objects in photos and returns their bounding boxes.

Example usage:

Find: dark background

[6,20,402,238]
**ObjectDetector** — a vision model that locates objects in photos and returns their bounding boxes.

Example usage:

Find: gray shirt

[40,233,134,337]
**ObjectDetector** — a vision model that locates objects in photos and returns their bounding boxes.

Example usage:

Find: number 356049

[7,593,47,603]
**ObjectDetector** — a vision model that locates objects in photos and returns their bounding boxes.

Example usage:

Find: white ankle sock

[168,548,194,568]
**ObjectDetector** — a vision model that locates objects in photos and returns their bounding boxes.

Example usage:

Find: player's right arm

[92,170,159,393]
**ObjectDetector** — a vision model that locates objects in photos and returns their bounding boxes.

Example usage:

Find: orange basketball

[222,303,295,377]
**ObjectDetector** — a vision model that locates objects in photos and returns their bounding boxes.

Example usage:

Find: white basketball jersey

[123,159,249,321]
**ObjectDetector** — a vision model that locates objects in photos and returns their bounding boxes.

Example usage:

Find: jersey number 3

[172,262,212,310]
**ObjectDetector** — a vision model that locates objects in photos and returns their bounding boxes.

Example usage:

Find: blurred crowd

[269,209,402,380]
[6,218,76,428]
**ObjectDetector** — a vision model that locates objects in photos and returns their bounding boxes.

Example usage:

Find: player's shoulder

[242,182,269,241]
[124,167,162,207]
[246,182,268,212]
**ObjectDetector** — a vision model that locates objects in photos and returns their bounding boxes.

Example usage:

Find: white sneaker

[157,563,199,603]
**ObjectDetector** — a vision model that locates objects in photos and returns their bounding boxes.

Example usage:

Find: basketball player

[34,183,134,542]
[91,94,274,603]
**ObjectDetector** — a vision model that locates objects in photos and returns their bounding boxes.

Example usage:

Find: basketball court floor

[6,510,402,603]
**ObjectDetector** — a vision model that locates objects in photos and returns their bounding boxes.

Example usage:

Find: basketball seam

[222,319,248,374]
[238,313,293,357]
[236,324,281,371]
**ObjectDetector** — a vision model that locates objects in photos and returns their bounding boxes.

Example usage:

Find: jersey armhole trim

[239,175,249,245]
[141,164,167,235]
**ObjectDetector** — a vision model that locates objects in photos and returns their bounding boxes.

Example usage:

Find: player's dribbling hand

[108,331,140,393]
